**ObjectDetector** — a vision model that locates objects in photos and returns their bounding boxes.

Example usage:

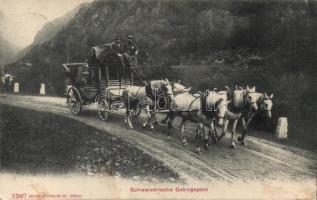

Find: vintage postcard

[0,0,316,199]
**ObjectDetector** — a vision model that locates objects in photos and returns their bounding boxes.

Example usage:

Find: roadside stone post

[14,82,19,93]
[40,83,45,95]
[275,117,288,139]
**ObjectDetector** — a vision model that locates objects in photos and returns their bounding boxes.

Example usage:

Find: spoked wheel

[96,95,109,121]
[67,87,82,115]
[156,94,169,111]
[98,109,109,121]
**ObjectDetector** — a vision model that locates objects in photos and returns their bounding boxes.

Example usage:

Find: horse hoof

[204,145,209,151]
[150,126,154,131]
[230,143,236,149]
[182,140,188,146]
[237,136,243,142]
[167,136,171,139]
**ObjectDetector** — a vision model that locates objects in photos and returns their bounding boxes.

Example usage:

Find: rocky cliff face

[6,0,250,94]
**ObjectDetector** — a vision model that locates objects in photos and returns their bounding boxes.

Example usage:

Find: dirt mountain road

[0,95,316,183]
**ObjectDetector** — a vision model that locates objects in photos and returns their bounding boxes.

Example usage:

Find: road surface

[0,95,316,184]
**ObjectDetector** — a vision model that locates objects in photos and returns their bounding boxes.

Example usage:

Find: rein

[188,96,200,111]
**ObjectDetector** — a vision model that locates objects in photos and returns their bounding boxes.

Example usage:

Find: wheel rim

[98,110,109,121]
[156,95,168,111]
[96,98,109,121]
[67,88,82,115]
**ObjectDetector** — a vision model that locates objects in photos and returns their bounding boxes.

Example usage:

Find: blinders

[259,96,273,112]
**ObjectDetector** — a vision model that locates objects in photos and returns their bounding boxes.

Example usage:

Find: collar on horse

[145,84,154,99]
[200,92,219,118]
[145,84,166,100]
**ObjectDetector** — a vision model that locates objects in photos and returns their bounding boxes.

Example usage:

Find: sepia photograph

[0,0,316,199]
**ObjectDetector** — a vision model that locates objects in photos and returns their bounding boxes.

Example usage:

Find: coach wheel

[156,95,169,111]
[96,97,109,121]
[67,87,82,115]
[98,109,109,121]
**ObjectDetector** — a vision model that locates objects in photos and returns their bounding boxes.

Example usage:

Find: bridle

[259,98,272,112]
[243,91,258,105]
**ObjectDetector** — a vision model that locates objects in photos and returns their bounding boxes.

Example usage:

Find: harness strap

[145,84,154,99]
[200,93,218,118]
[135,87,142,97]
[188,96,200,111]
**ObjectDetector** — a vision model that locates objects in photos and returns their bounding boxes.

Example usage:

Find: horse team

[122,79,273,154]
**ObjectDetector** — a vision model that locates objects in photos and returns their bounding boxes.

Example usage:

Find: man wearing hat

[123,34,139,71]
[124,35,139,56]
[112,35,124,54]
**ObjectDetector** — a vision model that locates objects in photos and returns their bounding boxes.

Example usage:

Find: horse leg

[246,113,256,126]
[212,119,220,138]
[124,97,134,129]
[217,118,229,142]
[149,110,156,130]
[201,124,209,151]
[162,113,170,124]
[153,111,159,125]
[230,118,239,149]
[167,112,175,138]
[142,104,151,129]
[238,117,248,146]
[196,123,203,154]
[180,118,188,146]
[208,121,216,144]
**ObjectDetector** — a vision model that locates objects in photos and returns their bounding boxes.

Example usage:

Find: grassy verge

[0,104,179,182]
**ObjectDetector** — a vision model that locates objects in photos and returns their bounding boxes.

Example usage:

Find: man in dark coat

[112,36,124,54]
[122,35,140,84]
[123,35,139,56]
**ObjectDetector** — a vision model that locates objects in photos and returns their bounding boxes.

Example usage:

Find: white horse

[172,81,191,95]
[167,90,230,153]
[161,81,191,124]
[122,79,174,129]
[218,86,273,148]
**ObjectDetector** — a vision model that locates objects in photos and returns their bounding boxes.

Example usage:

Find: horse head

[207,91,231,126]
[215,98,231,126]
[259,92,273,118]
[173,81,191,95]
[245,85,258,112]
[162,78,174,100]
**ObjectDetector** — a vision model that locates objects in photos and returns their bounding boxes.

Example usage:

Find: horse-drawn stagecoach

[63,43,139,121]
[62,40,274,153]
